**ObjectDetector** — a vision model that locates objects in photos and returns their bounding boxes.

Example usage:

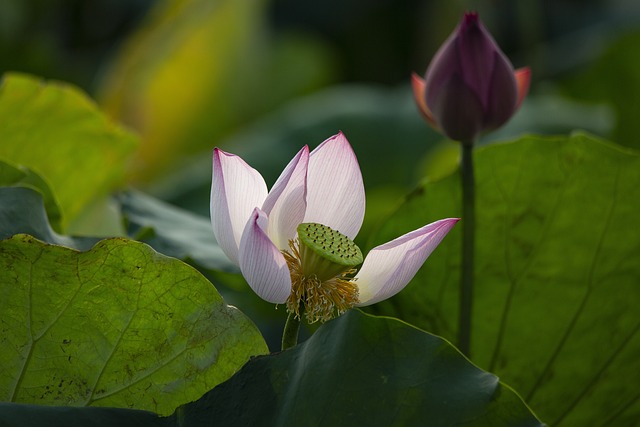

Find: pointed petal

[411,73,438,128]
[211,148,268,265]
[238,208,291,304]
[457,12,508,107]
[303,132,365,239]
[424,28,463,111]
[483,51,518,131]
[514,67,531,110]
[261,146,309,250]
[355,218,459,306]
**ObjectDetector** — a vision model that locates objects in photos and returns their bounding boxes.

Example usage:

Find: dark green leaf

[172,310,544,426]
[0,160,63,232]
[0,187,97,250]
[118,190,237,273]
[366,133,639,426]
[0,235,268,416]
[0,402,167,427]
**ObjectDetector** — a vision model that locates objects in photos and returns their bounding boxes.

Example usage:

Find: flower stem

[459,140,475,357]
[281,311,302,350]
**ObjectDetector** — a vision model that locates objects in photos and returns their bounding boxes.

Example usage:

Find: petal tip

[514,67,532,110]
[411,73,438,128]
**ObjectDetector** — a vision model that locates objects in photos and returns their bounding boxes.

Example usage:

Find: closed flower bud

[412,11,530,143]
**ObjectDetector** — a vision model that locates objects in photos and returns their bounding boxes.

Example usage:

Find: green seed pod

[296,223,363,281]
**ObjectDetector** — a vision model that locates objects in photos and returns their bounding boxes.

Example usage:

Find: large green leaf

[176,310,544,426]
[0,73,137,230]
[0,310,544,426]
[0,235,268,416]
[366,133,639,426]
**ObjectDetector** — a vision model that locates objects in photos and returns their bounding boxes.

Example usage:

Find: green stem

[281,311,302,350]
[459,140,475,357]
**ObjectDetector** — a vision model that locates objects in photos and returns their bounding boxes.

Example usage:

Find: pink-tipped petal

[355,218,459,306]
[411,73,438,128]
[514,67,531,110]
[303,132,365,239]
[238,208,291,304]
[211,148,268,265]
[261,146,309,250]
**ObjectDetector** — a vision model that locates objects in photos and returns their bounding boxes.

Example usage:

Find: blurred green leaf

[418,93,617,184]
[0,187,98,250]
[366,133,639,426]
[561,31,640,149]
[0,72,138,230]
[0,235,268,416]
[487,94,615,144]
[155,85,618,243]
[216,85,438,189]
[119,190,237,273]
[154,84,442,244]
[0,160,62,232]
[0,310,544,427]
[99,0,335,183]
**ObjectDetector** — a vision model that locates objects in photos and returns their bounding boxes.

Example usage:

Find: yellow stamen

[283,239,359,323]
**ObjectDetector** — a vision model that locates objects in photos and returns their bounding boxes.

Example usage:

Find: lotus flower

[412,11,531,143]
[211,132,458,322]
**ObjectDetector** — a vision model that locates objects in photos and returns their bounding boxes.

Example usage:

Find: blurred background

[2,0,639,186]
[2,0,640,348]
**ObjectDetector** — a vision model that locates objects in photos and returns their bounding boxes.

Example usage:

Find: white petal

[355,218,459,306]
[211,148,268,265]
[303,132,365,239]
[261,146,309,250]
[238,208,292,304]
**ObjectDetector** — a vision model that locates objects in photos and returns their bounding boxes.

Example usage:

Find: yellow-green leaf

[0,235,268,416]
[0,73,137,230]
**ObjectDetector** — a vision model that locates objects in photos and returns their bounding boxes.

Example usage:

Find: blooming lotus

[211,132,458,323]
[412,11,531,143]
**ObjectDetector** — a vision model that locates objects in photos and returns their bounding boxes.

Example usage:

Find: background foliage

[1,0,639,425]
[366,133,640,425]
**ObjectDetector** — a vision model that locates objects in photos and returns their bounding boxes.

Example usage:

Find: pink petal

[211,148,268,265]
[355,218,459,306]
[261,146,309,250]
[303,132,365,239]
[514,67,531,110]
[238,208,291,304]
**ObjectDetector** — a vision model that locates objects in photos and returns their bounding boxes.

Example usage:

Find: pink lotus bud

[412,12,530,143]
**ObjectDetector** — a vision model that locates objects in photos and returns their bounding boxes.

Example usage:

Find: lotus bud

[412,11,531,144]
